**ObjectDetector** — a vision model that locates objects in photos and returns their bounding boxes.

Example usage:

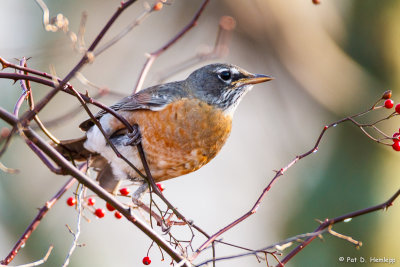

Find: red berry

[393,132,400,139]
[153,2,163,11]
[384,99,394,109]
[156,183,165,192]
[66,197,76,206]
[106,202,115,211]
[392,141,400,151]
[142,256,151,265]
[119,187,130,196]
[114,211,122,219]
[395,103,400,114]
[95,208,105,218]
[382,90,392,100]
[87,197,96,206]
[0,127,10,138]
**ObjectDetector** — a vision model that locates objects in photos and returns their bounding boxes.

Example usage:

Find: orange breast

[114,98,232,182]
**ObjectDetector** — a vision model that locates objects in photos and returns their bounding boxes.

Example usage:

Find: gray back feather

[79,81,188,131]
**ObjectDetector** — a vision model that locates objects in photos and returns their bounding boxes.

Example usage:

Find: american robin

[56,63,272,194]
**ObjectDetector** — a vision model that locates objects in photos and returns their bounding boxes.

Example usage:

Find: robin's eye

[218,70,231,82]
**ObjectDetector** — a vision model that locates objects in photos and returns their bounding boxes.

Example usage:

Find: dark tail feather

[53,137,120,193]
[87,156,121,193]
[96,162,121,193]
[53,136,93,161]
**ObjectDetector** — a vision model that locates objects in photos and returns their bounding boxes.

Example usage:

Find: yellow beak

[244,74,273,85]
[232,74,273,86]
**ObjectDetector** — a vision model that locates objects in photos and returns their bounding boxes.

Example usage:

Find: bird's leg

[132,182,172,233]
[131,181,149,205]
[124,124,141,146]
[131,182,172,233]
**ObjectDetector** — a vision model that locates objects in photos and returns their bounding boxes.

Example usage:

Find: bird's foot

[124,124,141,146]
[131,182,149,205]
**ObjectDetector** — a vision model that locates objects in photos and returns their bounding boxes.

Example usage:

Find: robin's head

[185,63,272,116]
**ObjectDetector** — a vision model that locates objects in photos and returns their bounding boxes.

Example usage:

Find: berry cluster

[392,130,400,151]
[383,99,400,111]
[65,188,132,219]
[65,183,166,265]
[382,91,400,151]
[65,183,166,221]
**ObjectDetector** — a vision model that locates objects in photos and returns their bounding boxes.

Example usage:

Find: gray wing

[79,81,188,131]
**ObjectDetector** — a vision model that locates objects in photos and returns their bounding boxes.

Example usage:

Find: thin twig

[0,161,19,174]
[196,189,399,266]
[20,58,61,144]
[133,0,210,93]
[94,1,164,57]
[0,127,17,158]
[1,70,211,242]
[0,178,76,265]
[136,142,213,260]
[0,107,188,266]
[0,246,53,267]
[328,228,362,248]
[0,72,147,178]
[74,11,88,53]
[32,91,122,130]
[279,189,400,266]
[156,16,236,83]
[13,58,29,117]
[19,0,139,126]
[25,140,65,174]
[190,97,400,262]
[62,184,84,267]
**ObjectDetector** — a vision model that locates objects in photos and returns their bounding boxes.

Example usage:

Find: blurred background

[0,0,399,266]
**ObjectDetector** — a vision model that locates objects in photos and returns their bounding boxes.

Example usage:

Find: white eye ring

[218,69,232,82]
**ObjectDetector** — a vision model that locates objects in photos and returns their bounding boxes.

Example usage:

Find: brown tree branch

[1,67,213,241]
[190,95,400,262]
[1,178,76,265]
[0,246,53,267]
[19,0,139,126]
[0,73,133,129]
[93,1,165,57]
[133,0,210,93]
[196,189,400,266]
[0,107,189,266]
[156,16,236,83]
[279,189,400,266]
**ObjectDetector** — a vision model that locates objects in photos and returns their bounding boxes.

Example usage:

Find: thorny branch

[190,93,400,263]
[156,16,236,83]
[195,189,400,267]
[62,184,84,267]
[0,246,53,267]
[279,188,400,266]
[0,0,205,265]
[19,0,139,126]
[0,106,189,266]
[1,0,215,260]
[2,0,216,245]
[1,43,399,267]
[0,0,399,266]
[0,178,76,265]
[94,1,167,57]
[134,0,211,93]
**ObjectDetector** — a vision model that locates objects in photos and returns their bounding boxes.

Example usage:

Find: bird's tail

[52,136,93,161]
[52,137,121,193]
